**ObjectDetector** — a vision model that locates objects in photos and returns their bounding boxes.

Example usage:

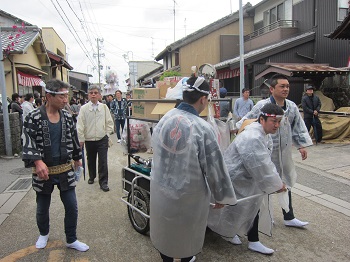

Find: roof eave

[215,32,316,70]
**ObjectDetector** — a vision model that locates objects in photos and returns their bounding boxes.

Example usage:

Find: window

[277,4,284,21]
[263,2,286,26]
[338,0,349,21]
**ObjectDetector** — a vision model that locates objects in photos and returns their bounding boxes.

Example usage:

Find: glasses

[89,91,99,95]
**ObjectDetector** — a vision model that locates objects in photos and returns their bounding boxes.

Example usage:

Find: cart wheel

[127,187,150,234]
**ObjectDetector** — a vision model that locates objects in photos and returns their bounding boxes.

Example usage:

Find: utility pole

[173,0,177,42]
[94,38,105,87]
[0,28,13,156]
[239,0,245,97]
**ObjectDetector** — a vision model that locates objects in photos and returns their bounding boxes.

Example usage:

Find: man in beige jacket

[77,85,114,192]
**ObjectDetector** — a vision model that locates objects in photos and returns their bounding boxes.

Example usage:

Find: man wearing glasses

[77,85,114,192]
[236,74,313,229]
[22,79,89,251]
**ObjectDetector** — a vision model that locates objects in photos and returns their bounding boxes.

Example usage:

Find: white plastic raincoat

[208,122,283,237]
[236,98,313,187]
[150,104,237,258]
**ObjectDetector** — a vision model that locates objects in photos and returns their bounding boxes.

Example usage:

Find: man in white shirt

[77,86,114,192]
[22,93,35,121]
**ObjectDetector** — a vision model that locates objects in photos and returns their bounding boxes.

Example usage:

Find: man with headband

[22,79,89,251]
[236,74,313,228]
[150,76,237,262]
[208,103,287,255]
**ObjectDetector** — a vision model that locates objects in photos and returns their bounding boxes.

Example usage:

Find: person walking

[209,103,287,255]
[233,88,254,120]
[22,79,89,252]
[236,74,313,228]
[77,85,114,192]
[301,85,322,143]
[110,90,128,142]
[150,76,237,262]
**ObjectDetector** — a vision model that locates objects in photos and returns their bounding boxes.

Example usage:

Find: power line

[50,0,96,67]
[64,0,95,54]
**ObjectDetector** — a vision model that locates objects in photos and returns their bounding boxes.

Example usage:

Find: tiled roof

[326,12,350,40]
[1,26,40,54]
[215,31,316,69]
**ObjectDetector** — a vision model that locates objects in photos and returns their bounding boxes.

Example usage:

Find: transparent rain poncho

[208,122,283,237]
[236,98,313,187]
[150,107,237,258]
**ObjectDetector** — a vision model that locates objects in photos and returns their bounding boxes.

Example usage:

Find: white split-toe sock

[66,240,89,252]
[284,218,309,227]
[222,235,242,245]
[36,234,49,249]
[248,241,274,255]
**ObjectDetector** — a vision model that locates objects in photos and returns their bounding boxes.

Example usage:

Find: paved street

[0,135,349,262]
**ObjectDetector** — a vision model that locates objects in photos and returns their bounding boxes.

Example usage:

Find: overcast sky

[1,0,261,86]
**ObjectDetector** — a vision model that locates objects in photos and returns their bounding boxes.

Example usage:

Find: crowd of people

[7,73,321,260]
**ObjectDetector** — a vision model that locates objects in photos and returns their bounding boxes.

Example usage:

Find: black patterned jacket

[22,106,82,193]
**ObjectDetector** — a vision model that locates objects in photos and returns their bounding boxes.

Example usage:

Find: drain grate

[5,177,32,192]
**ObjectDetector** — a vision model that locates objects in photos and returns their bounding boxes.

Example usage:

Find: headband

[260,112,283,118]
[45,88,69,95]
[183,77,210,95]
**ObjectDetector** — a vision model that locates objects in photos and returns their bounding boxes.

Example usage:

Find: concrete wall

[0,113,22,155]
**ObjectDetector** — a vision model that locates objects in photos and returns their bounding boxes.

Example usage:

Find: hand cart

[120,116,158,235]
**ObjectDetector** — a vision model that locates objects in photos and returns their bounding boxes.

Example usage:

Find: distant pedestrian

[219,86,230,118]
[110,90,127,143]
[301,86,322,143]
[106,94,114,109]
[126,92,132,116]
[233,88,254,120]
[21,93,35,121]
[22,79,89,252]
[77,85,114,192]
[35,98,43,108]
[9,93,23,119]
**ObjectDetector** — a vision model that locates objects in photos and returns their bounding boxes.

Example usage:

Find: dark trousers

[248,191,295,242]
[160,253,194,262]
[85,135,109,187]
[115,118,125,139]
[282,190,295,220]
[247,212,259,242]
[36,187,77,244]
[304,117,323,142]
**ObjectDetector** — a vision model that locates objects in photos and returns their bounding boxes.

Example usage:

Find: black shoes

[100,186,110,192]
[88,179,109,192]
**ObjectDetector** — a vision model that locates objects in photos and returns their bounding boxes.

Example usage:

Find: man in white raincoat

[150,76,237,262]
[236,74,313,228]
[208,103,287,255]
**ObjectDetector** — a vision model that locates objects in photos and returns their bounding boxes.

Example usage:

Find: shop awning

[15,63,47,75]
[47,50,73,70]
[17,71,45,86]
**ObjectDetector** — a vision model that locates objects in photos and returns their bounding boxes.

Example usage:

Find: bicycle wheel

[127,187,150,234]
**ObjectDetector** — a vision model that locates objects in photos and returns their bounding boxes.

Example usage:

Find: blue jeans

[36,179,78,244]
[115,118,125,139]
